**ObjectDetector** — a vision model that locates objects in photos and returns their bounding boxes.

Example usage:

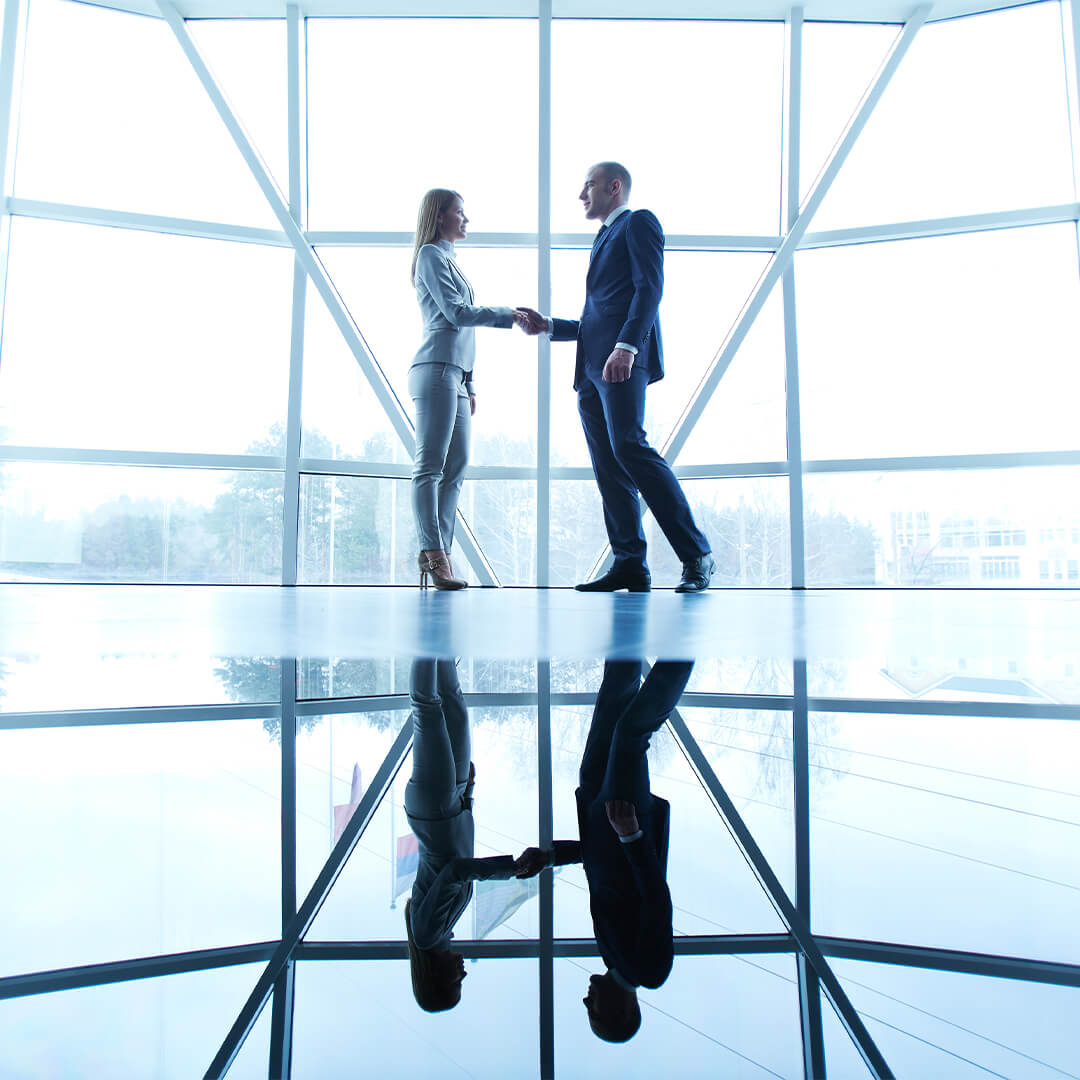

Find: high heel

[417,551,468,590]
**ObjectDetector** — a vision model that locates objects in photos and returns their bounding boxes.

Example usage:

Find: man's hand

[513,846,551,879]
[605,800,640,837]
[602,347,634,383]
[514,307,548,336]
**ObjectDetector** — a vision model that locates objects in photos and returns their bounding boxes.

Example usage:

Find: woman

[403,658,514,1011]
[409,189,528,589]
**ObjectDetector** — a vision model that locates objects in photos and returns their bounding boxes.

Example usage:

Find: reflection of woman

[409,189,528,589]
[404,658,514,1012]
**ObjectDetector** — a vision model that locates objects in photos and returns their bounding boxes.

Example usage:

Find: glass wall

[2,1,1078,586]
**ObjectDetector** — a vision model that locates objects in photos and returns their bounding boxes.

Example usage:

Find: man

[514,659,694,1041]
[521,162,714,592]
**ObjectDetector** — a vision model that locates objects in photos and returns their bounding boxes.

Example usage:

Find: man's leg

[578,373,649,572]
[579,660,642,800]
[598,661,695,813]
[596,368,710,564]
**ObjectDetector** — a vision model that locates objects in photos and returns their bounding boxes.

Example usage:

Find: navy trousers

[577,365,709,573]
[579,659,695,830]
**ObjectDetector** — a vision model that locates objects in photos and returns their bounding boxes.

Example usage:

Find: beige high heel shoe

[417,551,467,590]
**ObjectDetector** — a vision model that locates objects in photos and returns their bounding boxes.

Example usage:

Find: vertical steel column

[536,0,553,587]
[1063,1,1080,266]
[782,6,807,591]
[792,657,825,1078]
[281,5,307,587]
[537,657,555,1079]
[0,0,29,365]
[269,656,298,1079]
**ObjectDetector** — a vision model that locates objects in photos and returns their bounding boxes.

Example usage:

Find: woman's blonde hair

[411,188,461,285]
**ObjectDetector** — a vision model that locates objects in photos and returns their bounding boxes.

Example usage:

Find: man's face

[580,167,616,221]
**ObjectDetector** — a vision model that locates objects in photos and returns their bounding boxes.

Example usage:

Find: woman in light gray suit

[409,189,529,589]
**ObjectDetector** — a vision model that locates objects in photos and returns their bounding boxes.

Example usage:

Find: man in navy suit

[522,162,714,592]
[514,659,694,1041]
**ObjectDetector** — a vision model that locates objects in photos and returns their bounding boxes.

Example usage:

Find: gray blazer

[411,240,514,384]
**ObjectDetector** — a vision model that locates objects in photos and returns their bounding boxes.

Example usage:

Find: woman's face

[436,197,468,243]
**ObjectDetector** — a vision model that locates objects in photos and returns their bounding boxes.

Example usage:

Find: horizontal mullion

[0,702,278,730]
[810,697,1080,721]
[672,461,790,479]
[804,450,1080,474]
[817,936,1080,988]
[0,942,279,1000]
[4,197,291,247]
[0,445,284,471]
[308,230,536,247]
[297,933,795,961]
[800,203,1080,249]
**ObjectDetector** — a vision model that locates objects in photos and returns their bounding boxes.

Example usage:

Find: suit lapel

[446,254,474,303]
[587,211,626,282]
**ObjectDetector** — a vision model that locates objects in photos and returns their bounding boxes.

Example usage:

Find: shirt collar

[603,204,632,228]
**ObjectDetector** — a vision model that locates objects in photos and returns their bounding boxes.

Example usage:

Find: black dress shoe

[674,554,715,593]
[575,566,652,592]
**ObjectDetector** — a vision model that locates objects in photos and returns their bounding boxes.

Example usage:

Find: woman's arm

[415,245,515,329]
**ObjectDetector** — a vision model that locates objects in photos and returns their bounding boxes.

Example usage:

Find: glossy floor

[0,587,1077,1078]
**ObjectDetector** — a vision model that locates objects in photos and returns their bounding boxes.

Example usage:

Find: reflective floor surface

[0,587,1078,1078]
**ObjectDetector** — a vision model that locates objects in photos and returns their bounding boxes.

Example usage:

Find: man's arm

[620,836,674,989]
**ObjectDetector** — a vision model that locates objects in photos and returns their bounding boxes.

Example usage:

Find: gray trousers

[403,659,470,820]
[408,362,471,552]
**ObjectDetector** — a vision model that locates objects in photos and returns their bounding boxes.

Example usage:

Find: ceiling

[72,0,1050,25]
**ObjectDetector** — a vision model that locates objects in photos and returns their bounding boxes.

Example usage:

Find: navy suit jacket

[551,209,665,391]
[550,788,673,990]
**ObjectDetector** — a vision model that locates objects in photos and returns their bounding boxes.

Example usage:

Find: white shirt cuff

[618,829,644,844]
[615,341,638,355]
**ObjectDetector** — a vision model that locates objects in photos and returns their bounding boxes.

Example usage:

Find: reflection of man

[516,659,694,1041]
[520,161,713,592]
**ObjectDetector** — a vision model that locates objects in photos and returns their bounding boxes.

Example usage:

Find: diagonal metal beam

[666,709,894,1079]
[154,0,497,586]
[660,5,930,468]
[204,716,413,1079]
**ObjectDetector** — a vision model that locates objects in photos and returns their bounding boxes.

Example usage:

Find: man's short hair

[593,161,632,196]
[588,998,642,1043]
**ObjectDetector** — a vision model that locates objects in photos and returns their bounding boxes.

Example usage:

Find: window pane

[812,2,1075,229]
[292,959,540,1076]
[15,0,277,226]
[810,710,1080,963]
[0,463,283,583]
[551,20,784,235]
[683,707,796,897]
[801,22,898,204]
[804,467,1080,588]
[646,478,792,588]
[0,218,293,456]
[188,18,289,192]
[828,959,1080,1080]
[0,964,269,1080]
[0,654,279,712]
[308,707,538,943]
[555,953,802,1078]
[797,225,1080,460]
[0,719,280,975]
[304,247,536,467]
[307,19,537,231]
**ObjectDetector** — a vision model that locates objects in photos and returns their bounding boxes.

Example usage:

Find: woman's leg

[435,660,470,787]
[438,377,471,554]
[403,658,460,819]
[409,365,462,552]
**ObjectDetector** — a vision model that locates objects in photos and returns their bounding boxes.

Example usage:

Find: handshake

[512,307,549,335]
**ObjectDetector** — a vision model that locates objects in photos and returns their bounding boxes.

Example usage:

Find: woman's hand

[514,307,547,335]
[468,391,477,416]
